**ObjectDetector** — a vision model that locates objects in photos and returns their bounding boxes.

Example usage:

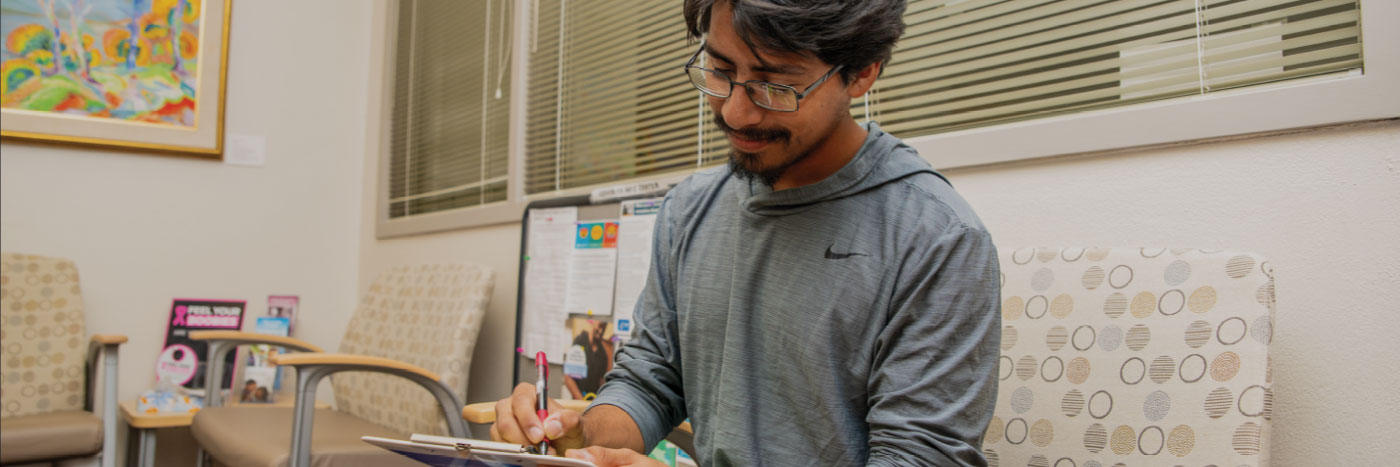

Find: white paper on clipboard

[522,207,578,363]
[361,435,595,467]
[611,198,663,340]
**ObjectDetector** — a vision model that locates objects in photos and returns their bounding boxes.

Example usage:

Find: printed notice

[564,221,619,319]
[522,207,578,363]
[612,198,663,339]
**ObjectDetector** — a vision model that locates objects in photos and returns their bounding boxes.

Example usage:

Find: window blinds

[388,0,512,219]
[525,0,704,195]
[870,0,1363,137]
[522,0,1361,197]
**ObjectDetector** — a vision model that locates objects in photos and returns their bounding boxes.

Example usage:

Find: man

[492,1,1001,465]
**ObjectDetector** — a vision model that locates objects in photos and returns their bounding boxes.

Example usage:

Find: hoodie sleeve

[867,224,1002,467]
[590,195,687,452]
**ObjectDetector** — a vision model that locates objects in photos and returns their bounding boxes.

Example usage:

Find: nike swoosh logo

[825,245,867,260]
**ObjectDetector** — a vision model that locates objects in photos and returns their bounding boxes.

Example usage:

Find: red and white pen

[534,351,550,454]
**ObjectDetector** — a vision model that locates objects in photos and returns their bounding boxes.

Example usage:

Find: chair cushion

[191,406,419,467]
[985,248,1274,467]
[0,410,102,464]
[1,252,89,419]
[334,263,493,435]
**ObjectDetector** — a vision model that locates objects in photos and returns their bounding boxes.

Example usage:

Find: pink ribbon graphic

[172,306,188,326]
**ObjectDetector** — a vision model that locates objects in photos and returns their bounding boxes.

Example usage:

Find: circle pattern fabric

[1,253,87,419]
[334,263,494,436]
[987,248,1274,466]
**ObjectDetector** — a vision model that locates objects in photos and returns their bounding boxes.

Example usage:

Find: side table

[117,400,194,467]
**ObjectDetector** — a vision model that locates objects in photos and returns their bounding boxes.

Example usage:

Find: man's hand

[566,446,668,467]
[489,383,586,454]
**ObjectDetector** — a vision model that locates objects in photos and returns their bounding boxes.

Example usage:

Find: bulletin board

[510,183,672,397]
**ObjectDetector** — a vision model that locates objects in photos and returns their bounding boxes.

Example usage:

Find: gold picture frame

[1,0,232,157]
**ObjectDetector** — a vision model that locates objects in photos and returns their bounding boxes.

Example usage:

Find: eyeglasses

[683,41,842,113]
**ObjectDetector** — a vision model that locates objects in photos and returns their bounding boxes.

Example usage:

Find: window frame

[373,0,1399,238]
[903,0,1399,169]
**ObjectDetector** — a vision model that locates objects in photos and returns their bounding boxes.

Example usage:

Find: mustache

[714,114,790,145]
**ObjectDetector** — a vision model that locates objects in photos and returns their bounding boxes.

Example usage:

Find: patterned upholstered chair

[0,253,126,467]
[986,248,1274,467]
[190,264,494,467]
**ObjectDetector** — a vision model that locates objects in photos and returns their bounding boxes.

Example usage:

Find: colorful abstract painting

[0,0,228,155]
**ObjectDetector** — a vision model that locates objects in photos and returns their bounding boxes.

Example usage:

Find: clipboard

[362,434,596,467]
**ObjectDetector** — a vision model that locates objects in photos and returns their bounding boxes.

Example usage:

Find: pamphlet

[236,316,290,403]
[159,299,246,392]
[267,295,299,333]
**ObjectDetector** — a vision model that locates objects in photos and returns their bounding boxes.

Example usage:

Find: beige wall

[0,0,371,408]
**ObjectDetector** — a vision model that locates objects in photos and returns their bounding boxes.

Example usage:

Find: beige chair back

[332,263,494,435]
[985,248,1274,467]
[1,252,89,419]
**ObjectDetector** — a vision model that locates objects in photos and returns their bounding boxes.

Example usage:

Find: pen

[535,351,549,455]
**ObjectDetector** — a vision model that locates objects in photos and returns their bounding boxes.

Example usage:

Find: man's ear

[846,61,882,99]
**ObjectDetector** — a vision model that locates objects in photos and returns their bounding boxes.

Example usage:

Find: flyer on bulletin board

[613,198,663,340]
[157,298,245,393]
[522,206,579,363]
[564,221,618,317]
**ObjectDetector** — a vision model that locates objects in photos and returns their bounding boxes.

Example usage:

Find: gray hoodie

[593,122,1001,466]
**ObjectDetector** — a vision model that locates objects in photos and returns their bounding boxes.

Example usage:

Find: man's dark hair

[683,0,907,84]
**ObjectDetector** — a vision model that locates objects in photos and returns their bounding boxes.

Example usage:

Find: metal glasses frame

[683,41,842,112]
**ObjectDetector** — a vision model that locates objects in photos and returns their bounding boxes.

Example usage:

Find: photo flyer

[235,316,290,403]
[562,317,615,401]
[266,295,299,333]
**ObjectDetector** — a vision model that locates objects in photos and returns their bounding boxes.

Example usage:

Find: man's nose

[719,85,764,130]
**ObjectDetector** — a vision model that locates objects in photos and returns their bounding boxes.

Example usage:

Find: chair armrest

[85,334,127,409]
[85,333,125,467]
[190,330,323,408]
[271,353,469,467]
[188,330,324,352]
[90,334,129,345]
[269,353,440,381]
[461,399,590,424]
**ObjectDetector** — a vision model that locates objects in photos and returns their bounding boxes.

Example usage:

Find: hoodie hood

[739,122,947,216]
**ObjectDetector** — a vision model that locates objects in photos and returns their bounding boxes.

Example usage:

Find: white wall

[0,0,372,406]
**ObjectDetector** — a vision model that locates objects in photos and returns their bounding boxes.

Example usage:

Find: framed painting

[0,0,230,156]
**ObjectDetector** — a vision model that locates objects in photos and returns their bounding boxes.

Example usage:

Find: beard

[715,114,811,188]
